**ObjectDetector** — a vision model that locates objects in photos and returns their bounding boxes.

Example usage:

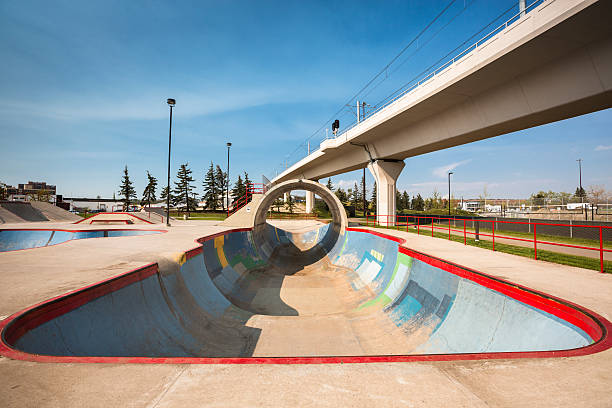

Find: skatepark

[2,0,612,405]
[1,182,612,406]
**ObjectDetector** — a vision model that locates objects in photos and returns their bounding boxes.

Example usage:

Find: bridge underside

[272,1,612,220]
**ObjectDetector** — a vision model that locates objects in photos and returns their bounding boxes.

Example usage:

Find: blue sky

[1,0,610,199]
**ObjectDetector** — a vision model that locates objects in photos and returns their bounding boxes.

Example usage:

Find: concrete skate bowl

[1,224,612,364]
[0,228,164,252]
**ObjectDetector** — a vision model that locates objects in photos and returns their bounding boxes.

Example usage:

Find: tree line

[118,163,253,212]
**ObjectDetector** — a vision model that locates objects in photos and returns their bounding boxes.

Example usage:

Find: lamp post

[226,142,232,216]
[577,158,583,203]
[448,171,453,216]
[166,98,175,227]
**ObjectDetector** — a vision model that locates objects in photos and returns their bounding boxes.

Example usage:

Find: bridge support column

[368,160,405,226]
[305,191,315,213]
[283,192,289,203]
[305,180,318,213]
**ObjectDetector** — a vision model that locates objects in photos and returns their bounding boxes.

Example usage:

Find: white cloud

[595,145,612,151]
[432,159,472,178]
[335,179,358,189]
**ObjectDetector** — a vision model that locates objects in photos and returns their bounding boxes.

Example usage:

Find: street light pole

[448,171,453,216]
[166,98,175,227]
[577,158,583,203]
[226,142,232,216]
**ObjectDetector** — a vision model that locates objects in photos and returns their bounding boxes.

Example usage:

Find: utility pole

[519,0,526,17]
[356,100,360,123]
[448,172,453,216]
[577,158,583,203]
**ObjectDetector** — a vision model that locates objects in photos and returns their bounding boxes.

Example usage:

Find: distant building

[62,197,122,212]
[460,201,481,212]
[3,181,56,201]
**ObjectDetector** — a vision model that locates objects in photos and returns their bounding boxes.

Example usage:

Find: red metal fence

[364,214,612,273]
[228,183,267,216]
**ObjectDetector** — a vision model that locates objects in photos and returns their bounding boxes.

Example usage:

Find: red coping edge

[0,228,168,253]
[74,212,154,225]
[1,226,611,364]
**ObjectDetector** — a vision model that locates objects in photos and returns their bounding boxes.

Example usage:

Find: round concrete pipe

[252,179,347,254]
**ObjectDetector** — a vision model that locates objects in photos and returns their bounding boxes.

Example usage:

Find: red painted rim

[1,226,610,364]
[74,212,155,224]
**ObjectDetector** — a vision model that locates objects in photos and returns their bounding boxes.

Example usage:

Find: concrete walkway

[1,221,612,407]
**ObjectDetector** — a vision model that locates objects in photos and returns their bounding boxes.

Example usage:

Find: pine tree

[352,182,360,208]
[396,190,403,212]
[203,162,217,210]
[231,175,244,204]
[412,193,425,211]
[243,171,252,203]
[119,165,136,211]
[141,171,158,208]
[160,186,176,207]
[402,191,410,210]
[371,182,377,213]
[361,172,367,213]
[173,163,197,215]
[215,165,227,211]
[326,178,333,191]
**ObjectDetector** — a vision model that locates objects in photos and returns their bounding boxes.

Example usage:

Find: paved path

[1,221,612,407]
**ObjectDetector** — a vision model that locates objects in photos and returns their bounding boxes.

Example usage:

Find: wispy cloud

[595,145,612,151]
[432,159,472,178]
[335,179,358,189]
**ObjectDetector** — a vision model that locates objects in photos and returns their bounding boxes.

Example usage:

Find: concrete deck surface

[1,220,611,407]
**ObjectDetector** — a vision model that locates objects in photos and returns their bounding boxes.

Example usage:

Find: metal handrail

[363,213,611,273]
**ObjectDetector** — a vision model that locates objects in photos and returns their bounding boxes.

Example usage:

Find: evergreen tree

[361,172,367,213]
[231,175,245,204]
[215,165,227,211]
[326,178,333,191]
[335,188,348,203]
[119,165,136,211]
[402,191,410,210]
[141,171,158,208]
[575,186,586,200]
[243,171,252,203]
[203,162,218,210]
[160,186,172,205]
[411,193,425,211]
[173,163,197,214]
[371,182,377,212]
[396,190,403,212]
[352,182,360,208]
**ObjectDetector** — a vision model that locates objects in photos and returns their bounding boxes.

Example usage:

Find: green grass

[360,222,612,273]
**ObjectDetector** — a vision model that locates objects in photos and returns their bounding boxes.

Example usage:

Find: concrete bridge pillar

[305,191,315,213]
[368,160,405,226]
[283,192,289,203]
[305,180,318,213]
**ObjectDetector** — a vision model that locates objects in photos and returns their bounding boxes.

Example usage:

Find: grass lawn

[360,222,611,274]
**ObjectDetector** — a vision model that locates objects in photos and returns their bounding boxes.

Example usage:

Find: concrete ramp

[29,201,80,222]
[0,201,48,223]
